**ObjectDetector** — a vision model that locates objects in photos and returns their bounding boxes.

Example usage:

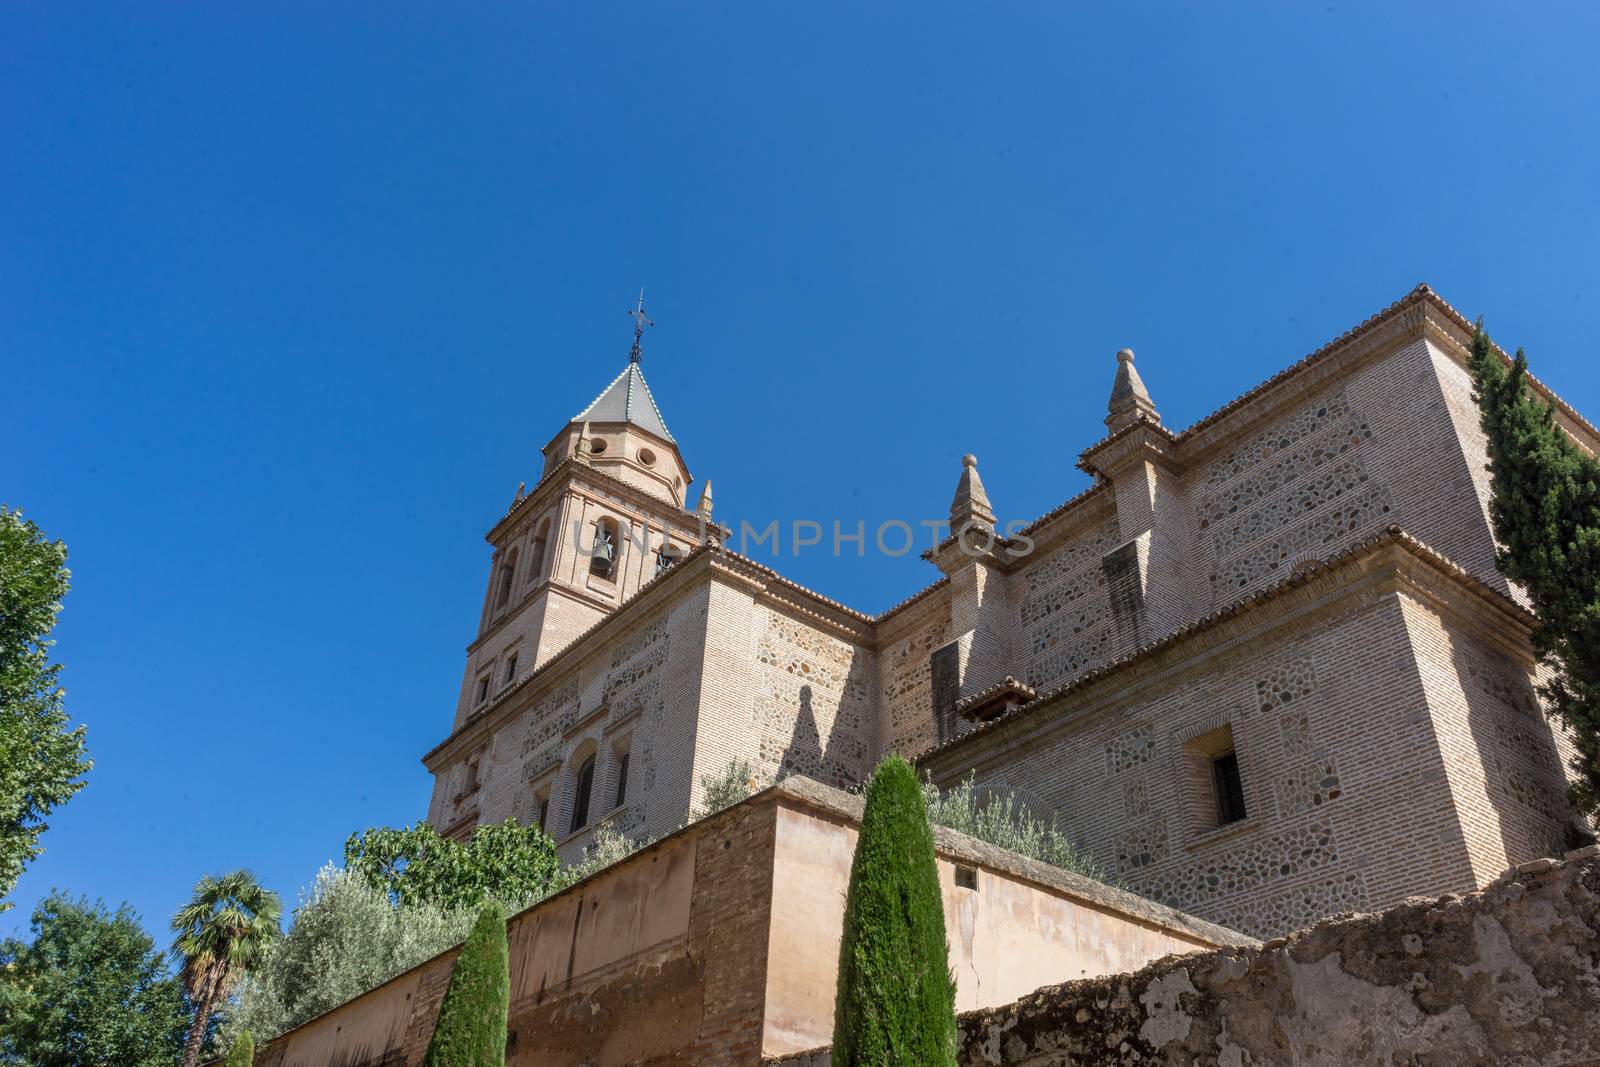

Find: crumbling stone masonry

[771,846,1600,1066]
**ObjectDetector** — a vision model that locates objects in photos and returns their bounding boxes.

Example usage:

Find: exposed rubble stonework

[424,285,1597,938]
[768,846,1600,1067]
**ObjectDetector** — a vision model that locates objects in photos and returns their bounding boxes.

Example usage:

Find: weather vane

[628,289,653,363]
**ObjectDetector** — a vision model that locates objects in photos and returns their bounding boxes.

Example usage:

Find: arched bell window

[570,753,597,833]
[589,518,620,580]
[496,548,518,608]
[527,518,550,585]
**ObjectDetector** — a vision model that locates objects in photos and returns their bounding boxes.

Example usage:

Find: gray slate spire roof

[1105,348,1161,431]
[573,363,676,443]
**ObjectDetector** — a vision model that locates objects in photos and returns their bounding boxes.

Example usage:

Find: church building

[422,285,1592,937]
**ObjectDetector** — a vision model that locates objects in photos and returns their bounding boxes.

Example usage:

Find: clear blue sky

[4,2,1597,939]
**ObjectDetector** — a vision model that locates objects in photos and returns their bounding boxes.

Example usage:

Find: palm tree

[170,870,282,1067]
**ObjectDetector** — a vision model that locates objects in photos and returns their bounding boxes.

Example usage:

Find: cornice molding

[915,526,1533,770]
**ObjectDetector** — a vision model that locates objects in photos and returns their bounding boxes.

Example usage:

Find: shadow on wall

[1452,634,1587,869]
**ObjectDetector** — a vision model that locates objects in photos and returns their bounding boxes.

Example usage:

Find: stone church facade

[422,284,1593,937]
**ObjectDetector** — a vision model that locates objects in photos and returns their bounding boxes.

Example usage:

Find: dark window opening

[475,676,490,705]
[570,755,596,832]
[528,521,549,584]
[655,550,677,576]
[1213,752,1247,825]
[535,794,549,832]
[954,865,979,890]
[496,553,517,607]
[614,751,630,808]
[504,654,518,685]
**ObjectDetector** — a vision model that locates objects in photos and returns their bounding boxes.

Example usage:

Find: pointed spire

[696,479,714,521]
[949,454,996,532]
[575,420,594,465]
[1105,348,1161,432]
[627,290,653,364]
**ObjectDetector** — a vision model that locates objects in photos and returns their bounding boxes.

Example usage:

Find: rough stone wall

[1010,515,1121,693]
[749,604,875,789]
[1192,379,1393,611]
[952,847,1600,1066]
[879,599,953,756]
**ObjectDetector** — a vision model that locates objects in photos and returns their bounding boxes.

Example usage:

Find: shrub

[699,757,759,816]
[922,774,1110,883]
[224,866,476,1043]
[421,902,509,1067]
[832,756,955,1067]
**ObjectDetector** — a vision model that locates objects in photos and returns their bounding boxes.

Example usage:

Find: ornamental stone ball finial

[1117,348,1135,364]
[963,453,978,469]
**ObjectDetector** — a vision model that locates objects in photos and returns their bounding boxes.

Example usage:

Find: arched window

[527,518,550,585]
[570,753,597,833]
[589,518,619,580]
[496,549,518,608]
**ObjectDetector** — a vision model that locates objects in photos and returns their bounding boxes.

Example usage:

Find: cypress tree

[222,1030,254,1067]
[832,756,956,1067]
[1469,325,1600,817]
[421,901,509,1067]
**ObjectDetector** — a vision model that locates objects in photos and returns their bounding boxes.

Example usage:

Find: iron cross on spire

[627,289,653,364]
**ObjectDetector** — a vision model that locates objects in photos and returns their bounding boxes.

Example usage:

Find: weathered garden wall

[771,845,1600,1067]
[245,777,1244,1067]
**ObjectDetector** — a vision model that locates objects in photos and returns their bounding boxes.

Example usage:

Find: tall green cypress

[222,1030,254,1067]
[832,756,956,1067]
[421,901,509,1067]
[1469,325,1600,817]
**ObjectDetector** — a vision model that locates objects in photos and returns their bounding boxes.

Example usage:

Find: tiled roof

[574,362,675,443]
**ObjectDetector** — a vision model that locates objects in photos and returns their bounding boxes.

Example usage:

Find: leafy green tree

[421,901,508,1067]
[923,774,1110,882]
[0,507,91,909]
[222,1029,254,1067]
[226,865,477,1044]
[1469,327,1600,817]
[832,756,955,1067]
[345,818,560,912]
[0,893,186,1067]
[170,870,282,1067]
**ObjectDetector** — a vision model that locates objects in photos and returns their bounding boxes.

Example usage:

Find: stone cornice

[1077,418,1184,479]
[485,457,702,545]
[914,526,1534,769]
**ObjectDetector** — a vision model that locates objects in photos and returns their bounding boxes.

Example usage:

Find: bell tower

[449,295,706,730]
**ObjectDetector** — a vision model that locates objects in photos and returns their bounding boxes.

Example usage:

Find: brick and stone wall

[921,532,1580,938]
[770,846,1600,1067]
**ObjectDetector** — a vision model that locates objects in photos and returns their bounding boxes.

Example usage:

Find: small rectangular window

[504,654,518,685]
[475,676,490,705]
[535,792,549,832]
[1213,752,1247,825]
[954,865,979,891]
[614,750,631,808]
